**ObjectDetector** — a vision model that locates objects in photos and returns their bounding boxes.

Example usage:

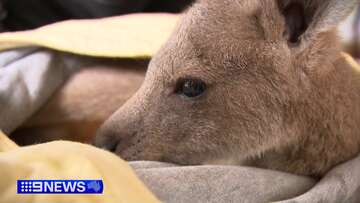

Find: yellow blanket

[0,13,179,58]
[0,131,159,203]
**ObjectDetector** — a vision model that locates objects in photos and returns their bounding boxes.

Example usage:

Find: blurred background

[0,0,359,58]
[0,0,194,31]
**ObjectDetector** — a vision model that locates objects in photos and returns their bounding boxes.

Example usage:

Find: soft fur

[94,0,360,177]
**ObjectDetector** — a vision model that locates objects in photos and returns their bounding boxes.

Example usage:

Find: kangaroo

[94,0,360,177]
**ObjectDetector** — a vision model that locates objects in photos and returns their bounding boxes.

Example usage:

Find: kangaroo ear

[278,0,358,45]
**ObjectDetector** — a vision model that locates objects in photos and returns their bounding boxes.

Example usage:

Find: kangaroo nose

[93,126,122,152]
[93,96,143,154]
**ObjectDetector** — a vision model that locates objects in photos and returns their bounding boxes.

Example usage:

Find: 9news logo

[17,180,104,194]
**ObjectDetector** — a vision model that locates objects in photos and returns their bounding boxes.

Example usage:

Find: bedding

[0,131,159,203]
[0,13,359,203]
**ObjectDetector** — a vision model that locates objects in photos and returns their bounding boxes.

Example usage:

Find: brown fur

[94,0,360,177]
[11,60,146,145]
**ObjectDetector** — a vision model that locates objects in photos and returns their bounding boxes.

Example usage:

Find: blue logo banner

[17,180,104,194]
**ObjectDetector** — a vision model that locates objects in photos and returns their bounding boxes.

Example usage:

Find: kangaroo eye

[175,78,207,98]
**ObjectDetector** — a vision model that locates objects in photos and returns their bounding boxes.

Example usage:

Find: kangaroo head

[94,0,358,176]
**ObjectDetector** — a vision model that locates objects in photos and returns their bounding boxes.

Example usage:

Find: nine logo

[17,180,104,194]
